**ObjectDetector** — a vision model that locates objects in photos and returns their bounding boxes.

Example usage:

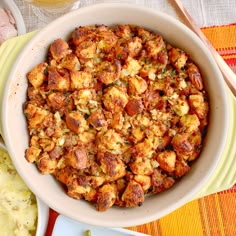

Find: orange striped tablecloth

[46,24,236,236]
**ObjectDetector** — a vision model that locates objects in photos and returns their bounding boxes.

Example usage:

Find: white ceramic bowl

[1,3,230,227]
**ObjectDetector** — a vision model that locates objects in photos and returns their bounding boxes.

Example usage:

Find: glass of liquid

[23,0,81,23]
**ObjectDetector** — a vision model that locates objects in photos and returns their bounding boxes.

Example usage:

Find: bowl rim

[36,197,49,236]
[1,3,230,227]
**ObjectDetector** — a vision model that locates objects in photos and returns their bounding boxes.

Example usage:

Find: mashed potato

[0,149,37,236]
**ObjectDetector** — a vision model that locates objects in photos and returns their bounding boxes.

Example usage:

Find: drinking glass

[23,0,81,23]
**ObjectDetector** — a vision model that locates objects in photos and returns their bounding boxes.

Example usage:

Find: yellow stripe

[223,55,236,60]
[146,222,154,235]
[198,198,211,236]
[159,200,204,236]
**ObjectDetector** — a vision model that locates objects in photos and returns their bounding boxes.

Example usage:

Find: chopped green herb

[43,66,48,75]
[24,112,30,119]
[161,68,166,73]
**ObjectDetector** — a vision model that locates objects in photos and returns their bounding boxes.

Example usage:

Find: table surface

[15,0,236,32]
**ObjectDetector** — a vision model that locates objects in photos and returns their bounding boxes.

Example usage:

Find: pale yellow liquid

[30,0,77,8]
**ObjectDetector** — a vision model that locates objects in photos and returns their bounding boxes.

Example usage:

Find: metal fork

[172,0,236,96]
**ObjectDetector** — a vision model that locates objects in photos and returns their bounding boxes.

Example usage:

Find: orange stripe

[201,25,236,49]
[127,220,163,235]
[214,194,226,236]
[218,192,236,236]
[198,198,211,236]
[148,221,161,236]
[198,195,227,236]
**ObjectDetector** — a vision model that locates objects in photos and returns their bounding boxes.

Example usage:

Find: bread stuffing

[24,24,209,211]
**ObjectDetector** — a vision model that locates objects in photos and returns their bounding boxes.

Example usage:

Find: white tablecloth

[15,0,236,32]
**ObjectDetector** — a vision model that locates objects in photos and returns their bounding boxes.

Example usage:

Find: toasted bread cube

[172,132,201,161]
[99,152,126,182]
[169,48,188,70]
[97,60,121,85]
[98,129,124,152]
[134,175,151,191]
[96,184,117,211]
[48,67,70,91]
[71,25,96,46]
[172,97,190,116]
[130,127,145,143]
[189,94,209,119]
[128,37,142,57]
[50,38,69,61]
[133,138,153,158]
[145,35,165,59]
[47,92,69,110]
[174,160,190,177]
[130,157,153,175]
[114,24,132,39]
[97,28,118,53]
[36,152,57,174]
[88,110,107,130]
[65,147,88,170]
[128,75,147,95]
[54,166,76,185]
[121,180,144,207]
[83,188,97,202]
[61,53,80,71]
[70,71,93,90]
[180,114,200,133]
[39,138,55,152]
[88,176,105,188]
[27,62,48,88]
[75,40,96,59]
[65,111,88,134]
[24,103,49,129]
[103,86,128,113]
[157,150,176,173]
[67,176,91,200]
[25,146,41,163]
[136,26,152,42]
[110,113,124,130]
[125,56,142,76]
[172,133,193,155]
